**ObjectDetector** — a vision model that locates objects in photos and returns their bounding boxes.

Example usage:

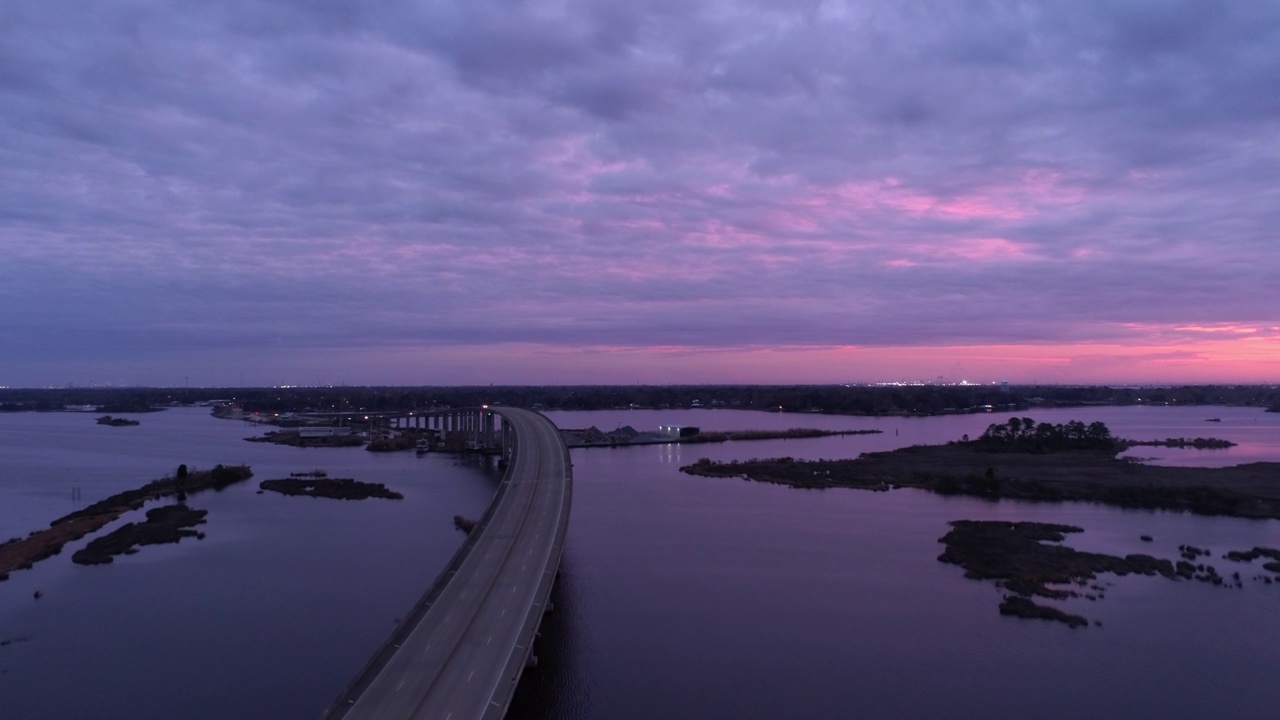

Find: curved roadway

[324,407,571,720]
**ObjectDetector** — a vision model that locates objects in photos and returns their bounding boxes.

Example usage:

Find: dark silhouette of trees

[3,384,1278,418]
[973,418,1117,453]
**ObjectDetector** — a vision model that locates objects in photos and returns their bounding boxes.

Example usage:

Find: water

[3,405,1280,719]
[510,406,1280,720]
[0,408,497,719]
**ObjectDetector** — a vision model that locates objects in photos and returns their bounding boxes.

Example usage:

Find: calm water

[3,405,1280,719]
[0,408,498,719]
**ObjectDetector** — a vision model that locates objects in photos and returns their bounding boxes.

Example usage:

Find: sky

[2,0,1279,388]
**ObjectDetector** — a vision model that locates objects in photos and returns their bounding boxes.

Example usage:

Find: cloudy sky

[3,1,1278,387]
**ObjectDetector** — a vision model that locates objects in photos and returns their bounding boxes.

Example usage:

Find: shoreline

[938,520,1280,627]
[0,464,253,580]
[560,427,881,449]
[680,422,1280,520]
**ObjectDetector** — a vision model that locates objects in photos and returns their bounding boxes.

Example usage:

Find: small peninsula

[681,418,1280,520]
[0,464,253,580]
[680,418,1280,627]
[259,475,403,500]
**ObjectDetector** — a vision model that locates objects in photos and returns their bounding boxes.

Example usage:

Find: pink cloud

[936,237,1030,261]
[816,169,1087,225]
[1173,324,1261,335]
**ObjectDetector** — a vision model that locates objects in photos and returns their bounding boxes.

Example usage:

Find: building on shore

[659,424,700,439]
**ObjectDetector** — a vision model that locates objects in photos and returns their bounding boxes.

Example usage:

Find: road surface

[324,407,571,720]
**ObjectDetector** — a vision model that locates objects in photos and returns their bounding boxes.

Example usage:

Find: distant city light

[871,379,992,387]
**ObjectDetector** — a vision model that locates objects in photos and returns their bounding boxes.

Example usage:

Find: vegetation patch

[562,425,880,448]
[1222,546,1280,564]
[681,419,1280,519]
[259,477,403,500]
[937,520,1279,626]
[95,415,139,426]
[1222,546,1280,579]
[938,520,1174,596]
[998,595,1088,628]
[1128,437,1236,449]
[72,505,208,565]
[0,464,252,580]
[246,429,364,448]
[938,520,1176,627]
[686,428,882,443]
[55,464,251,527]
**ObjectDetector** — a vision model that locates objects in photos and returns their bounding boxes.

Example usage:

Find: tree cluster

[973,417,1116,453]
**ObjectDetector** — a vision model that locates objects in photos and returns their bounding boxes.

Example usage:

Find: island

[680,418,1280,520]
[1127,437,1236,449]
[72,505,209,565]
[259,473,403,500]
[96,415,140,426]
[938,520,1174,627]
[561,426,880,448]
[1223,546,1280,573]
[937,520,1280,627]
[681,418,1280,626]
[0,464,252,580]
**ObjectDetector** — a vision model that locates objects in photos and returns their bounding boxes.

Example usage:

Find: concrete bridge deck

[322,407,571,720]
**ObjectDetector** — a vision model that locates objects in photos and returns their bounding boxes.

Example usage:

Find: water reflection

[4,406,1280,720]
[508,556,586,720]
[525,406,1280,720]
[656,441,684,465]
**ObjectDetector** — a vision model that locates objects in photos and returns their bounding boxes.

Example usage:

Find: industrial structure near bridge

[321,406,572,720]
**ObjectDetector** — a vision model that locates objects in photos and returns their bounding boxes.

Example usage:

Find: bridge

[302,406,512,453]
[321,406,572,720]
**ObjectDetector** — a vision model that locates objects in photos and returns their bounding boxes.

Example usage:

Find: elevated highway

[323,407,571,720]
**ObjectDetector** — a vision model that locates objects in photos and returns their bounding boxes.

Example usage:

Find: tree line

[2,383,1278,417]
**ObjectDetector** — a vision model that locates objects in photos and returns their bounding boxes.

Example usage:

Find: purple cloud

[2,0,1278,386]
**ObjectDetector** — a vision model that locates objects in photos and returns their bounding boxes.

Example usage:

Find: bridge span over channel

[322,407,571,720]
